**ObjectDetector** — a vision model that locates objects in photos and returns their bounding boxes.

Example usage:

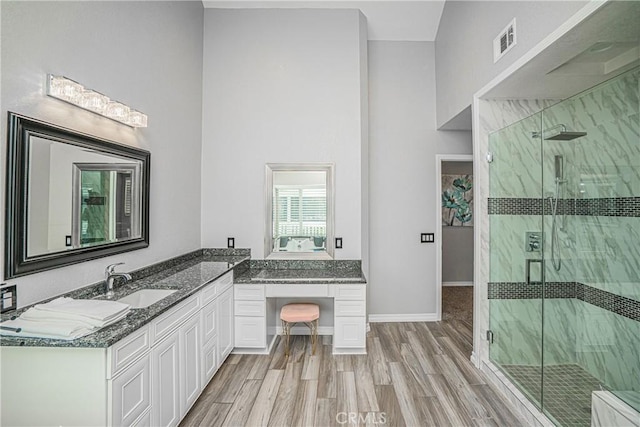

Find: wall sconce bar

[46,74,148,128]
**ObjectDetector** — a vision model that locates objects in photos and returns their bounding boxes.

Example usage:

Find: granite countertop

[234,259,366,284]
[0,253,248,349]
[234,268,366,284]
[0,252,366,348]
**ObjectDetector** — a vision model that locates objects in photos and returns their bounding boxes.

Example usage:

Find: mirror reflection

[272,170,327,253]
[26,137,142,257]
[265,163,334,259]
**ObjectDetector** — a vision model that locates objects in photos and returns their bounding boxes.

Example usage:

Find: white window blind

[273,185,326,238]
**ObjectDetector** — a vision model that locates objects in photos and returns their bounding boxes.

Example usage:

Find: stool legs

[308,319,318,355]
[282,319,291,357]
[281,319,318,356]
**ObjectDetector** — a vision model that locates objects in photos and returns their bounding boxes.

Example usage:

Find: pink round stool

[280,303,320,356]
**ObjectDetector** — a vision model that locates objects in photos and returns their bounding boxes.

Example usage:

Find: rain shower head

[545,130,587,140]
[543,124,587,141]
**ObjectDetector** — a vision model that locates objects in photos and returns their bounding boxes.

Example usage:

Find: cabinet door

[201,337,218,387]
[334,316,366,348]
[234,317,266,348]
[201,300,217,345]
[217,287,234,364]
[179,314,201,417]
[151,332,180,427]
[111,353,151,427]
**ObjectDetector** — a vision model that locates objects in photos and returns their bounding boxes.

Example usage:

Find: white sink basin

[117,289,177,309]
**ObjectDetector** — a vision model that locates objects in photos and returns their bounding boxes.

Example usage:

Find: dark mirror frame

[5,112,150,279]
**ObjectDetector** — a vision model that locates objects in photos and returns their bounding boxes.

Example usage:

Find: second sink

[117,289,177,309]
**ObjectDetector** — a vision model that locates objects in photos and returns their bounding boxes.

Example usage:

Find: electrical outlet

[227,237,235,249]
[1,284,17,313]
[335,237,343,249]
[421,233,435,243]
[65,235,72,247]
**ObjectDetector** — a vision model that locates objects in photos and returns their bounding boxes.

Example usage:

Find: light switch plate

[421,233,435,243]
[227,237,235,249]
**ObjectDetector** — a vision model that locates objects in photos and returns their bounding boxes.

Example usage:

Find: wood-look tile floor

[181,320,526,427]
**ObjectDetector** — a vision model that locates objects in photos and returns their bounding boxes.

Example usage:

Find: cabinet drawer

[333,285,366,300]
[234,300,265,316]
[151,295,200,345]
[201,272,234,306]
[108,325,150,378]
[266,284,328,297]
[216,272,234,294]
[335,300,366,317]
[234,284,265,301]
[200,282,218,307]
[201,300,218,344]
[234,317,266,348]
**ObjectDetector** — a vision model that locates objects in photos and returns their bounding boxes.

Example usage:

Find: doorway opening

[435,155,474,341]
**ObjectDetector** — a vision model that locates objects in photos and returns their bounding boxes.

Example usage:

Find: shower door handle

[525,259,544,285]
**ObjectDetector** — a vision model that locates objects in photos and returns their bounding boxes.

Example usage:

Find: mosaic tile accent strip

[501,364,602,427]
[576,283,640,322]
[575,197,640,217]
[488,197,640,217]
[487,282,574,299]
[489,282,640,322]
[488,198,544,215]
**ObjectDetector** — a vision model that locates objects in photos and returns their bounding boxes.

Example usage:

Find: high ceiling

[202,0,447,41]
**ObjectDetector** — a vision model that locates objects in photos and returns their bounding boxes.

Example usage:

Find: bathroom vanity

[232,261,367,355]
[0,255,240,427]
[0,253,367,427]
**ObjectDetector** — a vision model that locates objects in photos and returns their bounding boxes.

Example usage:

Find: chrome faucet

[105,263,132,298]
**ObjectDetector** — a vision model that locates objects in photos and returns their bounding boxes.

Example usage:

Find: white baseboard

[368,313,438,323]
[443,281,474,287]
[275,325,334,335]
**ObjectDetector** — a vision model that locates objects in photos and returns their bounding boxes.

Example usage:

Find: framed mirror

[5,112,150,279]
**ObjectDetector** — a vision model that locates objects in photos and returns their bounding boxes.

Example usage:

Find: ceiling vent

[494,19,517,63]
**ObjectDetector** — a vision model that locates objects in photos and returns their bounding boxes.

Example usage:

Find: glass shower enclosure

[488,66,639,426]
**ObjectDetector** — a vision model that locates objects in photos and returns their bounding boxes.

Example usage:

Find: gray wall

[442,161,473,284]
[1,1,204,307]
[200,9,368,266]
[435,0,588,128]
[368,41,472,317]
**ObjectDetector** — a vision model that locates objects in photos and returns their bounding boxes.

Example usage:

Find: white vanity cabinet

[333,284,367,352]
[232,282,366,355]
[147,293,201,427]
[178,312,201,417]
[151,330,180,427]
[0,271,235,427]
[217,285,234,361]
[234,284,267,348]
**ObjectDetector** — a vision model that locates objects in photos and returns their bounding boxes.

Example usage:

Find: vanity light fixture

[46,75,148,128]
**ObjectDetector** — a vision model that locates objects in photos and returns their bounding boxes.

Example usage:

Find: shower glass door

[488,111,545,409]
[488,66,640,427]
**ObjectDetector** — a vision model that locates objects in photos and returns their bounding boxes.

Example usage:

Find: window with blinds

[273,186,326,239]
[266,165,333,257]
